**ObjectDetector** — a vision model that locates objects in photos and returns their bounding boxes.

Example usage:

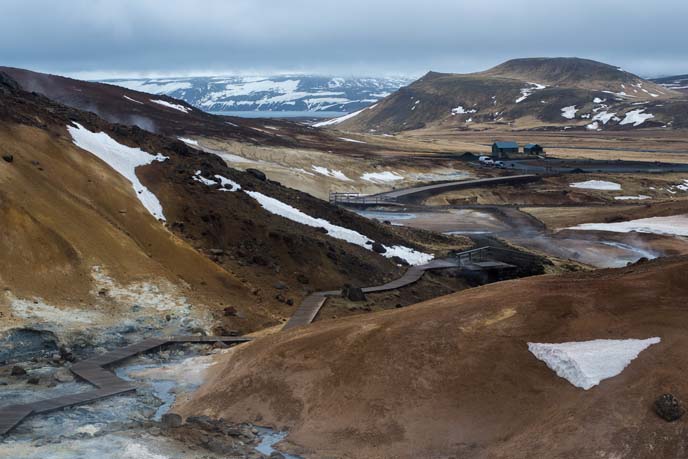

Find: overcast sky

[1,0,686,79]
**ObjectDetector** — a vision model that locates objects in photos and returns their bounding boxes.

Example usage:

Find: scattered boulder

[246,168,267,181]
[209,248,225,256]
[161,412,184,428]
[391,256,410,266]
[342,285,367,302]
[223,306,238,317]
[372,242,387,254]
[654,394,684,422]
[54,368,75,383]
[2,154,13,163]
[10,365,27,376]
[27,376,40,385]
[273,281,287,290]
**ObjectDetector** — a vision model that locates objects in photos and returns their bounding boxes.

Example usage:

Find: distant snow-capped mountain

[99,75,413,113]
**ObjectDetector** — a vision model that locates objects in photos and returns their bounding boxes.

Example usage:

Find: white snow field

[515,82,546,103]
[561,105,578,119]
[614,195,651,201]
[313,104,377,127]
[528,338,660,390]
[245,191,434,265]
[361,171,404,183]
[569,180,621,191]
[567,215,688,236]
[68,123,168,221]
[177,137,198,146]
[151,99,192,113]
[619,109,654,127]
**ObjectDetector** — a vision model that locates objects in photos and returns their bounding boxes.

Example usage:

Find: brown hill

[180,255,688,458]
[0,72,457,339]
[334,57,688,133]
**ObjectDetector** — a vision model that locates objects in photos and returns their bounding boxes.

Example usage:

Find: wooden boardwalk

[1,247,519,435]
[283,258,461,331]
[0,335,249,436]
[331,175,540,206]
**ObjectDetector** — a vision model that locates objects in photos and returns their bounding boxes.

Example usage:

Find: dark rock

[383,220,392,225]
[27,377,40,385]
[212,341,229,349]
[209,249,225,256]
[654,394,684,422]
[391,256,410,266]
[10,365,27,376]
[372,242,386,254]
[273,281,287,290]
[342,285,367,302]
[296,274,310,285]
[2,154,13,163]
[286,298,294,306]
[246,168,267,181]
[161,412,184,428]
[270,452,286,459]
[315,227,328,234]
[223,306,238,317]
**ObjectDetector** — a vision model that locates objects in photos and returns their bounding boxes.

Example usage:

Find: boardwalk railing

[329,192,398,206]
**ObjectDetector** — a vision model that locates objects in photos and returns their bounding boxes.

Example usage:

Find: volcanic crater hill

[0,66,383,156]
[179,255,688,459]
[334,57,688,133]
[0,72,460,336]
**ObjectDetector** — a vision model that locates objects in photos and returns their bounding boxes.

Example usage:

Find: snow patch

[361,171,404,183]
[68,123,168,221]
[151,99,191,113]
[451,106,477,115]
[338,137,367,144]
[568,215,688,236]
[311,165,352,181]
[561,105,578,119]
[528,338,660,390]
[569,180,621,191]
[245,191,433,265]
[619,109,654,127]
[123,95,144,105]
[515,82,546,103]
[313,104,377,127]
[614,195,651,201]
[178,137,198,146]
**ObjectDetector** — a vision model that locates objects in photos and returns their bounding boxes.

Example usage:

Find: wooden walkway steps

[0,335,249,437]
[283,258,462,331]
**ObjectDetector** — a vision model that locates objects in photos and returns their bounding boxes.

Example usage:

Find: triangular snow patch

[528,338,660,390]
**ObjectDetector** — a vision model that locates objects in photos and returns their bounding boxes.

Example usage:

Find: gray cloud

[1,0,686,78]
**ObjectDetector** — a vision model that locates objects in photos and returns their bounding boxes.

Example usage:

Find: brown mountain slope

[0,72,461,339]
[335,57,688,133]
[179,255,688,458]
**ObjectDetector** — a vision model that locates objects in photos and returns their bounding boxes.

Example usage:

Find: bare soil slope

[181,256,688,458]
[0,72,461,336]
